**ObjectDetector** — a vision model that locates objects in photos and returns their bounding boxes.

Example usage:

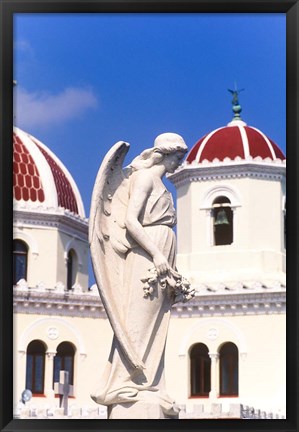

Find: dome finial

[228,83,244,121]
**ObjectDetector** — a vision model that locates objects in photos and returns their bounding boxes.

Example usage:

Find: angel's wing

[89,141,145,371]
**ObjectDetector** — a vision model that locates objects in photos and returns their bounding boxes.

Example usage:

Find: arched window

[53,342,75,388]
[26,340,46,394]
[13,239,28,285]
[213,196,233,246]
[66,249,78,290]
[219,342,238,396]
[190,343,211,397]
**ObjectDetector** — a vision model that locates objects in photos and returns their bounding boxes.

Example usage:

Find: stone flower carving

[141,268,195,304]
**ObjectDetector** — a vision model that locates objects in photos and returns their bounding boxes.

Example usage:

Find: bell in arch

[214,208,230,225]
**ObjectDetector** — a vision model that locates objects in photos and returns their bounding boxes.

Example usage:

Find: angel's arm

[125,170,170,276]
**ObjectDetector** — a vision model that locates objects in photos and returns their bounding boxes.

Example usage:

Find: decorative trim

[17,316,88,356]
[64,239,83,267]
[194,127,223,163]
[168,160,286,188]
[208,353,219,360]
[238,125,250,158]
[207,327,219,341]
[80,353,87,361]
[251,127,276,160]
[47,326,59,340]
[13,229,39,256]
[13,208,88,241]
[32,132,86,218]
[200,184,242,209]
[172,290,286,319]
[14,284,285,319]
[46,351,57,359]
[240,352,247,361]
[13,287,107,319]
[178,316,248,357]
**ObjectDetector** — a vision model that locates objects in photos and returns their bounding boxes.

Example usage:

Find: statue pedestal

[108,401,179,419]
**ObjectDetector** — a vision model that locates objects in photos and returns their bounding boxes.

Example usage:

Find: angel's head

[129,133,188,172]
[153,133,188,154]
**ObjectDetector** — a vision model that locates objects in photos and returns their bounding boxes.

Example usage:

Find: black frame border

[0,1,298,432]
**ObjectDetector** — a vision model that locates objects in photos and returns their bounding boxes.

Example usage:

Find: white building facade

[166,108,286,418]
[13,105,286,419]
[13,127,110,419]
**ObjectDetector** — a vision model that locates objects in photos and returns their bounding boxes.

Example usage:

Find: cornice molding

[171,290,286,318]
[13,208,88,240]
[13,286,285,319]
[168,160,286,188]
[13,287,107,319]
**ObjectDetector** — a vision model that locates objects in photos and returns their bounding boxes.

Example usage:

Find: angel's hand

[153,251,170,276]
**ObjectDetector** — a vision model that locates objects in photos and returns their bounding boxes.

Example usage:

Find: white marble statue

[89,133,195,419]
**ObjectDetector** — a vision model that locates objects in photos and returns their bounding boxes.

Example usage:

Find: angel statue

[89,133,195,419]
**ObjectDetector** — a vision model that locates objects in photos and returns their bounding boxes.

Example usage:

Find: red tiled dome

[13,127,85,217]
[186,120,285,164]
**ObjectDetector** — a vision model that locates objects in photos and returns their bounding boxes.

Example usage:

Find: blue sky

[13,13,286,283]
[14,13,286,209]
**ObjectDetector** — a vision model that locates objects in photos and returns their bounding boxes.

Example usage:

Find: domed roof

[13,127,85,218]
[186,119,285,164]
[187,89,285,164]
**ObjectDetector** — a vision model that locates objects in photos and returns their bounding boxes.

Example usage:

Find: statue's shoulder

[130,169,154,191]
[131,168,153,180]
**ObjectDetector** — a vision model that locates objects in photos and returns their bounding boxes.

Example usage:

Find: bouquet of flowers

[141,267,195,304]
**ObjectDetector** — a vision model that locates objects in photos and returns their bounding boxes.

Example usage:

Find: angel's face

[163,151,186,173]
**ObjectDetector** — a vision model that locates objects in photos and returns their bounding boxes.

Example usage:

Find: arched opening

[26,340,46,394]
[219,342,239,396]
[13,239,28,285]
[53,342,75,388]
[213,196,233,246]
[190,343,211,397]
[66,249,78,290]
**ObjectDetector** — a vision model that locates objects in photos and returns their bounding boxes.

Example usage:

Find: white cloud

[14,39,34,55]
[14,86,98,129]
